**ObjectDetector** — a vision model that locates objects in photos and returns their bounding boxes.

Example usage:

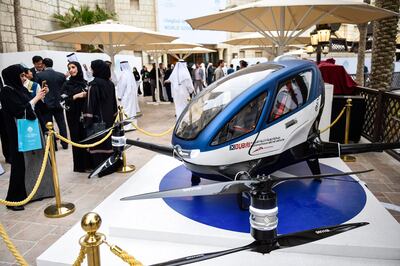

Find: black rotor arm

[125,139,175,157]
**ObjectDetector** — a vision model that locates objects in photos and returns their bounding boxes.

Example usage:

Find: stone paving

[0,96,399,265]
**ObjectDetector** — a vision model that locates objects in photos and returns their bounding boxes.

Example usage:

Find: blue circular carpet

[159,162,366,235]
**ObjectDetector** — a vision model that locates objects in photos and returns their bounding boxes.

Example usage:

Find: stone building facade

[0,0,360,64]
[0,0,157,53]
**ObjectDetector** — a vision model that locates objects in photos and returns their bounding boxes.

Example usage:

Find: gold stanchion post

[341,99,356,162]
[116,106,135,173]
[44,122,75,218]
[79,212,105,266]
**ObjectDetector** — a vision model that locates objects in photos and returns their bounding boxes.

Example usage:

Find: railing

[358,86,400,161]
[350,72,400,90]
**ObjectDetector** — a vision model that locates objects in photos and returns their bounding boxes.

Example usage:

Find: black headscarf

[2,64,26,91]
[62,61,87,97]
[68,61,86,84]
[91,60,111,80]
[0,64,36,120]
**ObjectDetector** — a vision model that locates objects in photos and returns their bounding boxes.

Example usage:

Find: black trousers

[42,107,68,148]
[150,79,165,102]
[165,83,173,102]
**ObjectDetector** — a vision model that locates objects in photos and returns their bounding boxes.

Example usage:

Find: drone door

[250,71,318,156]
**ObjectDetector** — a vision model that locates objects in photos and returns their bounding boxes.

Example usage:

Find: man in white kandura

[118,61,138,130]
[167,60,194,119]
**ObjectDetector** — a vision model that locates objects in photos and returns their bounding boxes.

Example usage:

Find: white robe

[171,78,194,119]
[118,71,138,129]
[135,79,141,113]
[168,61,194,119]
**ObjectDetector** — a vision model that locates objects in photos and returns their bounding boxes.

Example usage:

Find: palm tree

[355,0,370,87]
[13,0,25,51]
[53,5,117,52]
[370,0,399,91]
[53,5,116,28]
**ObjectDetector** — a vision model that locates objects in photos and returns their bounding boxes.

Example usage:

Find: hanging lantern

[306,44,314,55]
[322,46,330,54]
[310,30,319,46]
[317,24,331,45]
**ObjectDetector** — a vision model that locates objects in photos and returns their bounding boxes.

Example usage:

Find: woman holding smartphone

[0,64,54,210]
[61,61,92,172]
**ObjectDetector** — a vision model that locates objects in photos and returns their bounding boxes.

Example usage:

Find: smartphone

[41,80,47,88]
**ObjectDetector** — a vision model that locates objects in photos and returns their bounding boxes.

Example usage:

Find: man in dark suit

[36,58,68,149]
[30,55,44,81]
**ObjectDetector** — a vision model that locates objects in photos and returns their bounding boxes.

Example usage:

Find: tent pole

[155,53,160,102]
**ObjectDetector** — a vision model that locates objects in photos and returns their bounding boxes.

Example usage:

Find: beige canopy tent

[35,20,177,64]
[168,47,217,60]
[122,39,201,52]
[186,0,398,55]
[224,31,309,46]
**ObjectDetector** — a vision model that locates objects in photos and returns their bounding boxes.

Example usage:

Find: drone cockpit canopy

[175,64,283,140]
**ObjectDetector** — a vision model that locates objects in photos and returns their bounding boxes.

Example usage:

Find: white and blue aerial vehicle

[84,60,400,265]
[91,60,399,182]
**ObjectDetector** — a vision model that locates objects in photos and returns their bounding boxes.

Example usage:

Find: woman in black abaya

[0,64,54,211]
[62,61,92,172]
[83,60,118,176]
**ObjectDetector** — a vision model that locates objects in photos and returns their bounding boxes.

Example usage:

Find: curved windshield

[175,64,282,140]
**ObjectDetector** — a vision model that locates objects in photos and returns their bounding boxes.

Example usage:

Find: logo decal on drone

[230,142,253,150]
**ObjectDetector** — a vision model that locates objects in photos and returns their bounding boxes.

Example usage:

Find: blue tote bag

[17,118,42,152]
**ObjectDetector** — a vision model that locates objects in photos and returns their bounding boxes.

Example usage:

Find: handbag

[85,87,107,137]
[17,116,42,152]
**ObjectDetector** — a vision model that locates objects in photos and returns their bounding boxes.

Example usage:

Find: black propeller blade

[276,222,368,248]
[89,152,122,178]
[120,169,372,201]
[81,115,139,143]
[271,169,373,182]
[149,222,368,266]
[121,180,256,201]
[81,126,114,143]
[150,242,259,266]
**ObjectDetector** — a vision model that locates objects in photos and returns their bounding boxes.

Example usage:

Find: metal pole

[44,122,75,218]
[116,107,135,173]
[79,212,105,266]
[316,44,322,64]
[342,99,356,162]
[155,54,160,102]
[276,6,285,56]
[109,32,115,66]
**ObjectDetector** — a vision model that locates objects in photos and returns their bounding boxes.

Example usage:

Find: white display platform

[37,155,400,266]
